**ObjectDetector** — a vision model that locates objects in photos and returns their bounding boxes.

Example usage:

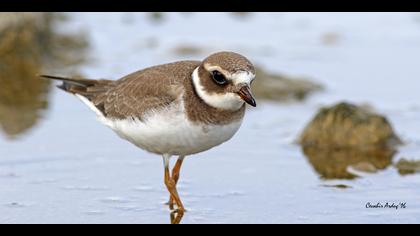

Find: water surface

[1,12,420,223]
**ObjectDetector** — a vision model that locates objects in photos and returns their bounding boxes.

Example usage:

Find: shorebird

[41,51,256,223]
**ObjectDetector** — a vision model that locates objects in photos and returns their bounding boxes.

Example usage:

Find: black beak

[237,86,256,107]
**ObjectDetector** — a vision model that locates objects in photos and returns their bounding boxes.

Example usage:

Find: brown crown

[202,51,255,74]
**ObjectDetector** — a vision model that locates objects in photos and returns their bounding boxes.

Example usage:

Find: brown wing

[92,60,200,120]
[42,60,200,120]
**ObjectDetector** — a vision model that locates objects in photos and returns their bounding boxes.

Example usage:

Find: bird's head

[192,51,256,111]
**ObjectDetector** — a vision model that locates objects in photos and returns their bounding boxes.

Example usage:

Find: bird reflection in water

[170,210,184,224]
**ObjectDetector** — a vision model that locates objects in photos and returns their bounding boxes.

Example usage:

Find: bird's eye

[211,70,227,85]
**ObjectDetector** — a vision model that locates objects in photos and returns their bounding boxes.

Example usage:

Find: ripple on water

[4,202,30,208]
[0,173,20,178]
[100,196,131,204]
[132,185,156,192]
[29,178,58,184]
[62,185,109,191]
[83,210,106,216]
[297,216,310,221]
[111,205,157,213]
[320,184,353,189]
[209,190,246,198]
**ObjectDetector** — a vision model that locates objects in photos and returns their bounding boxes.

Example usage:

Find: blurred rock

[299,102,402,149]
[230,12,252,19]
[171,45,203,56]
[321,32,341,46]
[395,158,420,176]
[0,13,88,140]
[303,146,395,179]
[299,102,401,179]
[252,66,323,102]
[148,12,165,24]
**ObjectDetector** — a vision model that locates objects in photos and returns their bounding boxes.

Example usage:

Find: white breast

[78,95,243,156]
[109,104,242,155]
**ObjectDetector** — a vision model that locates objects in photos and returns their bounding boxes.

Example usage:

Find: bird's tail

[39,75,115,100]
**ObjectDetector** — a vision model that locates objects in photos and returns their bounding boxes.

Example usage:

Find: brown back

[92,61,200,120]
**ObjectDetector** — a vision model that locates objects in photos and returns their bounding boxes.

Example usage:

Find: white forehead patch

[230,71,255,85]
[192,67,244,111]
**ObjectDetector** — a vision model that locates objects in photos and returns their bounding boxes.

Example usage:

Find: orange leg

[163,155,185,224]
[169,156,185,210]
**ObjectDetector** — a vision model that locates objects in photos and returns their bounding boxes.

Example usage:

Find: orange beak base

[237,86,256,107]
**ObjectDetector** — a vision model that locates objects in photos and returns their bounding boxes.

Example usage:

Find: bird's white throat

[192,67,244,111]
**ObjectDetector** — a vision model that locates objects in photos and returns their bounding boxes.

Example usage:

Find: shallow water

[1,12,420,223]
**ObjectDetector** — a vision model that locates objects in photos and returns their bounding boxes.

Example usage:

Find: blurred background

[1,12,420,223]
